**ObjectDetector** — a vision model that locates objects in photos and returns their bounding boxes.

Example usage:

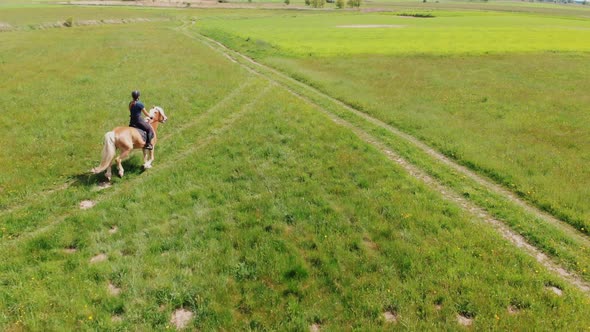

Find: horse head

[149,106,168,124]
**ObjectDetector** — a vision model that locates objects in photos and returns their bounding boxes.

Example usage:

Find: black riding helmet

[131,90,140,100]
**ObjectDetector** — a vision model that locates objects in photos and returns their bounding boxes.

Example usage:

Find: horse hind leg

[105,164,113,182]
[102,156,115,182]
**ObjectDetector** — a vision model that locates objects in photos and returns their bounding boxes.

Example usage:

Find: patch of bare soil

[361,8,393,13]
[90,253,107,263]
[63,248,77,254]
[77,18,153,26]
[547,286,563,296]
[383,311,398,323]
[284,225,294,235]
[336,24,405,29]
[435,304,443,311]
[79,200,96,210]
[309,323,321,332]
[0,22,13,31]
[170,308,193,330]
[95,182,112,191]
[108,226,118,234]
[108,282,121,296]
[362,236,379,251]
[457,314,473,326]
[507,305,519,315]
[36,22,67,29]
[111,315,123,322]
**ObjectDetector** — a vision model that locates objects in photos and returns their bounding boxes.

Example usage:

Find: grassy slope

[197,10,590,231]
[2,68,590,330]
[1,6,590,330]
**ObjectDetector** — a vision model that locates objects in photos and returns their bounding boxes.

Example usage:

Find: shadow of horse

[71,159,145,187]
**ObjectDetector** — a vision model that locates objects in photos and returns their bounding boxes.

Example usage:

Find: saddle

[133,127,154,144]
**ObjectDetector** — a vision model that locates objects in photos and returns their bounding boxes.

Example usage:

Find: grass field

[1,2,590,330]
[197,9,590,233]
[198,12,590,56]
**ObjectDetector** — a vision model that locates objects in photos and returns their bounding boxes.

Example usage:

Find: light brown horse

[92,106,168,181]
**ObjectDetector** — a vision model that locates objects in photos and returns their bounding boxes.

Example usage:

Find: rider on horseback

[129,90,154,150]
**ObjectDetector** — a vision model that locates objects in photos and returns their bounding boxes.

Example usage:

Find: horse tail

[92,131,116,174]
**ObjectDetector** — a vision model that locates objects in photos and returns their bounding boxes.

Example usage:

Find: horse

[92,106,168,181]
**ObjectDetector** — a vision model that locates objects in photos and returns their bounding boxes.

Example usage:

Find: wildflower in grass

[88,315,93,320]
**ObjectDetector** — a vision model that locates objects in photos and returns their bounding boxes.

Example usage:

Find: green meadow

[1,2,590,330]
[197,9,590,232]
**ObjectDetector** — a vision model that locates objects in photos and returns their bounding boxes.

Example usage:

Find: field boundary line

[0,17,170,33]
[0,81,273,248]
[194,31,589,247]
[187,29,590,295]
[0,77,255,219]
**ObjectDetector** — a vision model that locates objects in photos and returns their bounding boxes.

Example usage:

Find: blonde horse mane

[149,106,167,122]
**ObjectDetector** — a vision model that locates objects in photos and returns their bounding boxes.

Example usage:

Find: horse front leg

[142,149,150,169]
[143,148,155,169]
[116,149,132,178]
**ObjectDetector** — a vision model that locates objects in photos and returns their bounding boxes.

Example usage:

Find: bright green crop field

[198,12,590,56]
[1,2,590,330]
